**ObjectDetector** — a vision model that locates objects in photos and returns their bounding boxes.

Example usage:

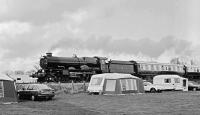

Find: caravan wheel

[150,88,156,93]
[193,88,197,91]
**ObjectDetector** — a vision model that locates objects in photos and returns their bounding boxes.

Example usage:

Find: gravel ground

[1,91,200,115]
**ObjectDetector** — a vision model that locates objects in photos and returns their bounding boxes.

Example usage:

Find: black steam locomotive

[37,53,200,82]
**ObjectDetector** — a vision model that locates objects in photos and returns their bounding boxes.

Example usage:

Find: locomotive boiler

[39,53,108,82]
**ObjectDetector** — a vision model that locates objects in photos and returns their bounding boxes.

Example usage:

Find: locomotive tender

[38,53,200,82]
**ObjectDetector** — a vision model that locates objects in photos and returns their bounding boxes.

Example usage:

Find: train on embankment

[36,53,200,82]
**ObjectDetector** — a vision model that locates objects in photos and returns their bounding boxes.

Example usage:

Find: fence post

[59,81,61,90]
[71,80,74,94]
[83,81,86,92]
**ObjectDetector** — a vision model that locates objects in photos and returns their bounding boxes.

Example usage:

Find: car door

[26,85,36,98]
[143,82,151,91]
[19,84,30,98]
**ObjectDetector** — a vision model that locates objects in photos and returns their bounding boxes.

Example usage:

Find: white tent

[88,73,144,95]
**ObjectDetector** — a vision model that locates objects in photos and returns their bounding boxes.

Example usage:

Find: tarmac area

[1,91,200,115]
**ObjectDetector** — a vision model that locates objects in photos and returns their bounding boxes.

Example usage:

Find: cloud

[49,36,192,59]
[0,21,31,36]
[0,8,91,72]
[0,0,91,25]
[0,21,43,58]
[0,0,199,73]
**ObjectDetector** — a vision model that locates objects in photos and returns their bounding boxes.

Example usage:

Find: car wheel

[45,96,49,100]
[150,88,156,93]
[193,88,197,91]
[31,95,36,101]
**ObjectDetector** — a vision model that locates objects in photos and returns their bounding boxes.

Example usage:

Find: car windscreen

[189,81,199,85]
[143,82,152,86]
[34,84,51,90]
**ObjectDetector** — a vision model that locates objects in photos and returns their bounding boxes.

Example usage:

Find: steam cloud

[49,36,192,58]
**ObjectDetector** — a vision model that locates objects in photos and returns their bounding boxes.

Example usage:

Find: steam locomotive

[37,53,200,82]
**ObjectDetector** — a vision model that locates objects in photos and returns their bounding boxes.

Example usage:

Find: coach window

[179,67,182,72]
[151,65,154,71]
[192,67,196,72]
[180,67,183,72]
[145,65,149,70]
[192,67,194,72]
[138,65,143,71]
[161,66,164,71]
[177,67,180,72]
[156,65,159,71]
[168,66,171,71]
[139,65,142,70]
[165,66,168,71]
[0,81,3,98]
[190,67,193,72]
[137,65,140,69]
[173,66,176,71]
[164,78,171,83]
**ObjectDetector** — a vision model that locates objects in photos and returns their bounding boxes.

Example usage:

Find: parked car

[143,81,162,93]
[17,83,55,101]
[188,81,200,91]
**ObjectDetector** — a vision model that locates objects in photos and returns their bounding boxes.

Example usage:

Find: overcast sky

[0,0,200,72]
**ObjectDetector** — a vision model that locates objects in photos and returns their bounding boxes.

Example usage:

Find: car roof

[17,83,51,90]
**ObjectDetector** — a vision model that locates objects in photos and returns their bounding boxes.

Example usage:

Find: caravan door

[173,78,188,91]
[182,79,188,91]
[173,78,182,90]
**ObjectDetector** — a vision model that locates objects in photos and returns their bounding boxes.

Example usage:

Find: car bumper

[188,86,200,90]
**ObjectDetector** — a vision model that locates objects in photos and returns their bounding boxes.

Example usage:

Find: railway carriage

[185,65,200,81]
[136,61,185,81]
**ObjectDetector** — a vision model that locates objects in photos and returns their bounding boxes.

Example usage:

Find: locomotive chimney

[46,52,52,57]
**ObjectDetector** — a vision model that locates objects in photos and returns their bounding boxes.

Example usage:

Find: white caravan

[153,75,188,91]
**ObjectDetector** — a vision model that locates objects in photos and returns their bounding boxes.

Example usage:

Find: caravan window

[174,78,180,83]
[164,78,171,83]
[120,79,137,91]
[0,81,3,97]
[91,78,103,85]
[156,65,160,71]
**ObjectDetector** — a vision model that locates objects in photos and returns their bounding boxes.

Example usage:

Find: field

[1,90,200,115]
